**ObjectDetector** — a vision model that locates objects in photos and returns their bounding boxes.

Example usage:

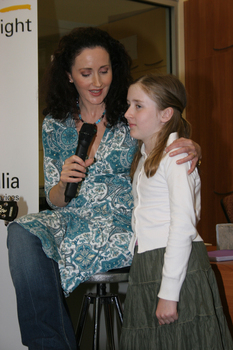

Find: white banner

[0,1,38,348]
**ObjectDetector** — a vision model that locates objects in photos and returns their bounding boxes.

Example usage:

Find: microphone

[65,123,97,202]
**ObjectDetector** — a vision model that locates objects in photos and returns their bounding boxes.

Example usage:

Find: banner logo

[0,4,31,13]
[0,4,32,37]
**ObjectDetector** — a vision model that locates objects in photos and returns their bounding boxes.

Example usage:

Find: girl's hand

[156,298,178,325]
[165,138,201,175]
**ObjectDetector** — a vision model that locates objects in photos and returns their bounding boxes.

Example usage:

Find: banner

[0,1,38,348]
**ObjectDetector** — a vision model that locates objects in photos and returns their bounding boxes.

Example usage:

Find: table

[207,247,233,336]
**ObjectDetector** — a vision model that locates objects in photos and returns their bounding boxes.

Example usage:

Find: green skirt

[120,242,233,350]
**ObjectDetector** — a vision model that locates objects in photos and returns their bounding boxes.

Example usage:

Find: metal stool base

[76,283,124,350]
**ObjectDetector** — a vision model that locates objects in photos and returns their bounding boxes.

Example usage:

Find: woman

[7,27,201,350]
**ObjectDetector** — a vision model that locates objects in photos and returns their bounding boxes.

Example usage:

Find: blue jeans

[7,223,77,350]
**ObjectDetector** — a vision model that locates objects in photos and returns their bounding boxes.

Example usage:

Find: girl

[120,74,233,349]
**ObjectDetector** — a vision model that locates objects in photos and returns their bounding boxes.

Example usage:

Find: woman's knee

[7,222,30,249]
[7,222,42,266]
[7,222,22,248]
[7,223,46,285]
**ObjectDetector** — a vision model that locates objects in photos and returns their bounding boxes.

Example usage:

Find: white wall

[0,1,38,348]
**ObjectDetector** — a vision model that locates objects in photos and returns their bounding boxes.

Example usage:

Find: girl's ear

[161,107,173,124]
[67,72,73,83]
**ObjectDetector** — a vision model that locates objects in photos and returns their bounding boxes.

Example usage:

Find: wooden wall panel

[184,0,214,61]
[213,1,233,50]
[213,52,233,194]
[184,0,233,244]
[185,57,216,243]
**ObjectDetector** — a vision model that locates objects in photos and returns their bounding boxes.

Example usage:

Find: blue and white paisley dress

[15,115,137,295]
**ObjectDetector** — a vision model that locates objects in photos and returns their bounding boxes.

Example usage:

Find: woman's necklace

[78,110,106,125]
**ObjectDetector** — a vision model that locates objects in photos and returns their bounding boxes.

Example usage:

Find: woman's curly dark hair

[42,27,132,126]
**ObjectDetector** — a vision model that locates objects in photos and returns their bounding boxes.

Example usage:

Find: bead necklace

[78,110,106,125]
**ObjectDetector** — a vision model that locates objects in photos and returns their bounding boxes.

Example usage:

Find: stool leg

[112,296,124,325]
[76,295,91,347]
[76,282,125,350]
[93,295,101,350]
[104,299,115,350]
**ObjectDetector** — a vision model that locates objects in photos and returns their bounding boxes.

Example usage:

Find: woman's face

[67,46,112,107]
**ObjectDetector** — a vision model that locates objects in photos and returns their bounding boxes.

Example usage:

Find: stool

[75,266,130,350]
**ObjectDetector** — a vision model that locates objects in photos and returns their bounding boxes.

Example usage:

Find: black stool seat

[76,266,130,350]
[86,266,130,283]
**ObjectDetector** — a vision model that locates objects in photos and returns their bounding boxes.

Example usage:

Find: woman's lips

[89,89,103,96]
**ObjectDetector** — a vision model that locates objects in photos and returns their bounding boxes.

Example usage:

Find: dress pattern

[16,115,137,295]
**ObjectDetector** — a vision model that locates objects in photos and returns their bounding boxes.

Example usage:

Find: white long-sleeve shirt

[129,132,202,302]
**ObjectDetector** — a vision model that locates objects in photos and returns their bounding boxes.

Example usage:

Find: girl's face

[125,83,164,151]
[67,47,112,108]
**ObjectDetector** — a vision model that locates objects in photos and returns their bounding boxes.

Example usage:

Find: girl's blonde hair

[130,74,191,179]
